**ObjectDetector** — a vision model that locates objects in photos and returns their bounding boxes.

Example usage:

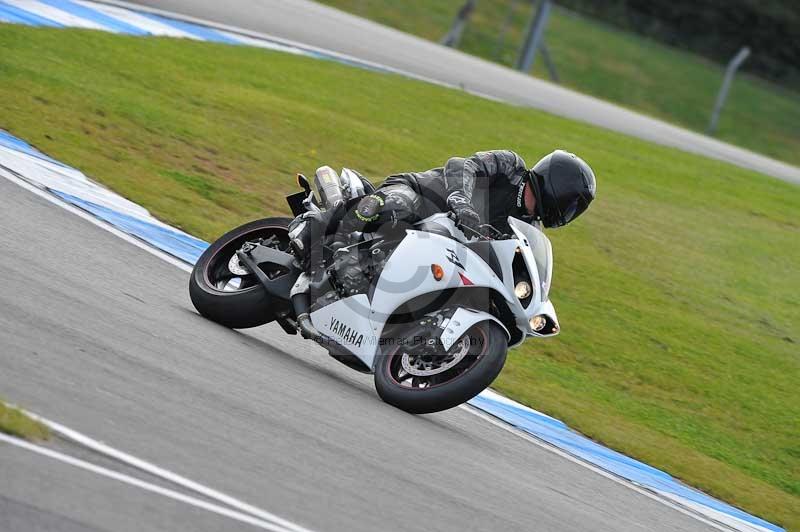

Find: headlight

[514,281,532,299]
[530,315,547,332]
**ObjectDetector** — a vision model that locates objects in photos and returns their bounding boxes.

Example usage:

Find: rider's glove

[447,192,481,233]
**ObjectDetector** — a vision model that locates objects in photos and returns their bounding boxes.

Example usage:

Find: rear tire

[374,321,507,414]
[189,217,293,329]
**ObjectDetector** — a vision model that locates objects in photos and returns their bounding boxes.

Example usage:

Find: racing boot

[288,200,347,269]
[288,213,315,269]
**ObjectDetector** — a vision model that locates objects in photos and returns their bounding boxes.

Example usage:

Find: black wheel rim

[203,225,291,294]
[386,326,489,390]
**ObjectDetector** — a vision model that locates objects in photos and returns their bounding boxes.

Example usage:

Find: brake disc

[401,337,471,377]
[227,253,250,276]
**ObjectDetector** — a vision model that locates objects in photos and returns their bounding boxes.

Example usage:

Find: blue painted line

[1,130,207,264]
[51,191,209,265]
[0,130,72,169]
[0,3,30,24]
[37,0,149,35]
[0,1,63,26]
[468,394,783,531]
[0,130,38,153]
[139,11,239,44]
[0,0,394,76]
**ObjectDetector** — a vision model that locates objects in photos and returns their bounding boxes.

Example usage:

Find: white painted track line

[23,411,316,532]
[0,432,300,532]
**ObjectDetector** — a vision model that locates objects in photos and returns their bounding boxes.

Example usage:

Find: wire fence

[436,0,800,147]
[321,0,800,161]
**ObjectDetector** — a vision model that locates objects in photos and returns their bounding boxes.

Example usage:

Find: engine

[333,243,390,297]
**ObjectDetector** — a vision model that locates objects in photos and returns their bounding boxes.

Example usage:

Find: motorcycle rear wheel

[189,217,293,329]
[374,321,507,414]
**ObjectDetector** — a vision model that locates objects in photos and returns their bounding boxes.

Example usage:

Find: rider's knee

[383,189,418,221]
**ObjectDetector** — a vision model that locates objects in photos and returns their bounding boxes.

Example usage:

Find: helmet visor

[560,199,579,225]
[558,194,591,226]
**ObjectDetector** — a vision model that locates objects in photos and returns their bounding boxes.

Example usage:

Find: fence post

[493,0,520,60]
[441,0,478,48]
[539,41,559,82]
[707,46,751,135]
[516,0,552,72]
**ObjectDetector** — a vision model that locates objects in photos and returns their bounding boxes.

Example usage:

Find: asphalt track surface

[0,174,721,531]
[115,0,800,186]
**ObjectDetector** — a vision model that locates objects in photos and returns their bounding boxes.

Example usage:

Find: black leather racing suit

[336,150,532,240]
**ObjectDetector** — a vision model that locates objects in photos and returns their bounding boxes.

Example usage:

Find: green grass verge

[0,25,798,528]
[0,400,49,441]
[318,0,800,167]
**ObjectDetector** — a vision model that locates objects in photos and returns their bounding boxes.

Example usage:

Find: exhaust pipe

[291,292,323,342]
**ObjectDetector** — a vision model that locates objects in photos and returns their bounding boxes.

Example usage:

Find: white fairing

[507,217,553,301]
[309,294,380,364]
[308,214,560,370]
[505,217,560,338]
[440,308,508,351]
[370,229,515,321]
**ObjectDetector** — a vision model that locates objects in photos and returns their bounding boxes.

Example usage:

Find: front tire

[374,321,507,414]
[189,217,293,329]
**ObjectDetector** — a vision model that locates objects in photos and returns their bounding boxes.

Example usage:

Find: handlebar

[446,212,497,241]
[446,211,515,240]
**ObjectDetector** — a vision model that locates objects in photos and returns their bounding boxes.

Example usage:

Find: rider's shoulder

[473,149,526,168]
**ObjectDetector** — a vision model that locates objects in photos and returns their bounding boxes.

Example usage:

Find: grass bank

[318,0,800,167]
[0,400,49,441]
[0,25,797,528]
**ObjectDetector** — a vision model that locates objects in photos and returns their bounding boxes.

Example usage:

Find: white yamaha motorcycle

[190,167,560,414]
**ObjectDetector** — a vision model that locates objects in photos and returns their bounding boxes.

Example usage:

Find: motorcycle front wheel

[374,321,507,414]
[189,217,293,329]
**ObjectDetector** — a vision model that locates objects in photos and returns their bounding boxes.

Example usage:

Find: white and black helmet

[528,150,596,228]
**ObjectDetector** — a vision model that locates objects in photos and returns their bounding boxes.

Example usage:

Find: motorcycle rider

[289,149,596,268]
[287,148,595,339]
